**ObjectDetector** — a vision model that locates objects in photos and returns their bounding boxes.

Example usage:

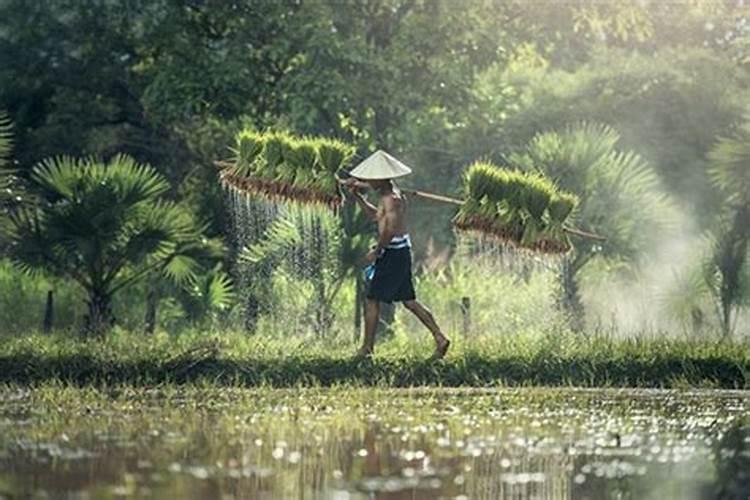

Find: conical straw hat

[349,150,412,180]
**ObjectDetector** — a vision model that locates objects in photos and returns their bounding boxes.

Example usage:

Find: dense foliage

[1,0,749,337]
[6,155,228,336]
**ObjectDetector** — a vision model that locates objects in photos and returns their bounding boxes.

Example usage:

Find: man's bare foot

[432,336,450,360]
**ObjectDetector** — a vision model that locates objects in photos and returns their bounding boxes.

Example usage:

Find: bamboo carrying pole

[215,161,606,242]
[400,188,606,242]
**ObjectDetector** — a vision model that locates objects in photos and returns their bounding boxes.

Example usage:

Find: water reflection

[0,388,747,499]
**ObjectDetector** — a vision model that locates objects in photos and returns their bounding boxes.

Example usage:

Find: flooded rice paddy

[0,387,747,499]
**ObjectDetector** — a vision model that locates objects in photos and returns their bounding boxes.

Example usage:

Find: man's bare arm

[353,192,378,221]
[339,178,377,220]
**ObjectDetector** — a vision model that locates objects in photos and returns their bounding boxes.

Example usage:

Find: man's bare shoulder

[383,191,406,206]
[381,192,404,209]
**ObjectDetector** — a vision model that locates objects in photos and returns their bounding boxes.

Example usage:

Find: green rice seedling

[262,133,286,178]
[290,140,319,190]
[318,139,354,173]
[219,131,353,209]
[274,138,298,185]
[523,174,553,221]
[313,175,338,198]
[520,215,540,247]
[548,193,579,223]
[463,161,497,201]
[235,130,265,176]
[455,161,578,253]
[503,171,528,210]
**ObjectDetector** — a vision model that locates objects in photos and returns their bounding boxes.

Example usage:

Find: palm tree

[8,154,220,336]
[511,123,676,329]
[0,112,20,247]
[240,201,372,337]
[143,238,232,334]
[170,263,236,327]
[706,116,750,338]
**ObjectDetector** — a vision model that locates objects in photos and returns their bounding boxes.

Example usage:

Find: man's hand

[365,248,380,263]
[338,177,367,194]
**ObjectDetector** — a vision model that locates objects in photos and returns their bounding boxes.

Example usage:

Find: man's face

[368,179,389,190]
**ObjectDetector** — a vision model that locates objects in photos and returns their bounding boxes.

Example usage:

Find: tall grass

[1,328,746,388]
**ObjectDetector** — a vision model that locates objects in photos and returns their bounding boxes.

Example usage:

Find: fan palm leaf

[8,154,217,335]
[704,116,750,336]
[708,117,750,198]
[511,122,677,327]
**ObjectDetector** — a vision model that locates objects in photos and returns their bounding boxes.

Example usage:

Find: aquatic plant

[453,161,579,254]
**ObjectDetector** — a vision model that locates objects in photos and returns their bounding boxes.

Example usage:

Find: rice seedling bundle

[454,161,579,253]
[218,130,355,209]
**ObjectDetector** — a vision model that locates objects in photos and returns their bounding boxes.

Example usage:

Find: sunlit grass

[0,329,747,388]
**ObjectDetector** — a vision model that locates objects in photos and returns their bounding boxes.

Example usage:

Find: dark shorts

[366,247,416,303]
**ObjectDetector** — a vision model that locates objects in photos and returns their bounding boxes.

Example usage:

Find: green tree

[511,123,676,329]
[7,154,221,336]
[0,112,14,245]
[471,48,749,225]
[705,116,750,338]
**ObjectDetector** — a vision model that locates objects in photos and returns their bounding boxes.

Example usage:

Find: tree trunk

[244,295,260,333]
[85,290,113,337]
[144,286,158,335]
[720,304,732,339]
[559,258,585,332]
[43,290,54,334]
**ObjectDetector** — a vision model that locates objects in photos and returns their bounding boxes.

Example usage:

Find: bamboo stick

[401,189,463,205]
[218,162,606,242]
[402,189,606,241]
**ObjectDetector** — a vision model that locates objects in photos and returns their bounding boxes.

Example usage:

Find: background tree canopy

[1,0,749,336]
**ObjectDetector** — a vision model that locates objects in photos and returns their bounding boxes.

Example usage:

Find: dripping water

[224,183,338,335]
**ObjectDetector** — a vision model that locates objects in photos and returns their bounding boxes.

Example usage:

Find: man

[339,150,450,359]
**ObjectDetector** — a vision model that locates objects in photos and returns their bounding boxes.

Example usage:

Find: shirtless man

[340,151,450,359]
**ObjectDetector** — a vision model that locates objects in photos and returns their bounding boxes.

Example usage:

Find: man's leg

[403,300,450,357]
[358,298,380,356]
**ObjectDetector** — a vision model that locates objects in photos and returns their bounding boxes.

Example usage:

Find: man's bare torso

[377,189,408,238]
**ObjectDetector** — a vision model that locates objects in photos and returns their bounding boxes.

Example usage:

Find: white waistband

[387,234,411,249]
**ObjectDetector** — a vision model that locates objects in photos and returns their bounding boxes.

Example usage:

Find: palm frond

[240,216,301,265]
[204,267,235,311]
[30,155,170,207]
[0,112,12,170]
[162,254,201,286]
[519,122,677,262]
[708,118,750,196]
[109,154,171,206]
[0,112,17,243]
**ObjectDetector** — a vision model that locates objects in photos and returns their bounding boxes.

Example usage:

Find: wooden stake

[460,296,471,337]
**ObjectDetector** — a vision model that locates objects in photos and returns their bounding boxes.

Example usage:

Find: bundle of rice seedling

[453,161,579,253]
[217,130,355,209]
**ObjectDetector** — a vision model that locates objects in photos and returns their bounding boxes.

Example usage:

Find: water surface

[0,387,747,499]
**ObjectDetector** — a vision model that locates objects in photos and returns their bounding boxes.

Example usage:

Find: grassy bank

[0,330,747,388]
